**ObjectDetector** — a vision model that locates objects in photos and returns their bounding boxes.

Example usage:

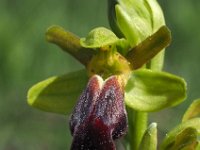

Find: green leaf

[182,99,200,122]
[80,27,120,48]
[139,123,157,150]
[161,118,200,149]
[125,69,187,112]
[27,69,88,115]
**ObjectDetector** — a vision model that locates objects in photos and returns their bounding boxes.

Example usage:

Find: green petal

[80,27,120,48]
[46,25,94,66]
[27,70,88,115]
[126,26,171,70]
[182,98,200,122]
[125,69,187,112]
[161,118,200,149]
[139,123,157,150]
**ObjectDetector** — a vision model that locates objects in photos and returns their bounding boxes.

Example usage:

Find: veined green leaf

[161,118,200,150]
[125,69,187,112]
[27,69,88,115]
[139,123,157,150]
[182,99,200,122]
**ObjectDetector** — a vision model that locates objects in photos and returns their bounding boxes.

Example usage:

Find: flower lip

[70,75,103,135]
[70,75,128,150]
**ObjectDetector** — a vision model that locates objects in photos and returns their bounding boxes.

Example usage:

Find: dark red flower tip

[70,75,128,150]
[71,116,115,150]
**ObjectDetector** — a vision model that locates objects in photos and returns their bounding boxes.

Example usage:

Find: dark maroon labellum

[70,75,128,150]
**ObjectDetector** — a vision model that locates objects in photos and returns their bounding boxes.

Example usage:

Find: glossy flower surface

[70,75,127,150]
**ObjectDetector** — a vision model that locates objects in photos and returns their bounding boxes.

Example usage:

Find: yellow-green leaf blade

[125,69,187,112]
[27,70,88,115]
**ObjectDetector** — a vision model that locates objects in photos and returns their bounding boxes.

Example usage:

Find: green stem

[134,111,148,150]
[127,107,148,150]
[126,27,170,150]
[126,106,134,150]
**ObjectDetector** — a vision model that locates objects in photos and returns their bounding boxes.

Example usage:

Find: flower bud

[107,0,165,47]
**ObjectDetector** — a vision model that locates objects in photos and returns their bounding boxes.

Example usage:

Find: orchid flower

[25,0,198,149]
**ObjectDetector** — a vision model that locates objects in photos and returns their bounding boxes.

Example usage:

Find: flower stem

[127,107,148,150]
[134,111,148,150]
[127,31,166,150]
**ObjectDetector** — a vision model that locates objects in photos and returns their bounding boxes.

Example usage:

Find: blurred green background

[0,0,199,149]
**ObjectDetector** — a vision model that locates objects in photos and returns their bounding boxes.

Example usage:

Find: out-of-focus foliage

[0,0,199,149]
[150,0,200,138]
[0,0,107,149]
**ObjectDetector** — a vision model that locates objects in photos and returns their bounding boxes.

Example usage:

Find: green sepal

[27,69,88,115]
[182,98,200,122]
[80,27,120,49]
[125,69,187,112]
[161,118,200,149]
[139,123,157,150]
